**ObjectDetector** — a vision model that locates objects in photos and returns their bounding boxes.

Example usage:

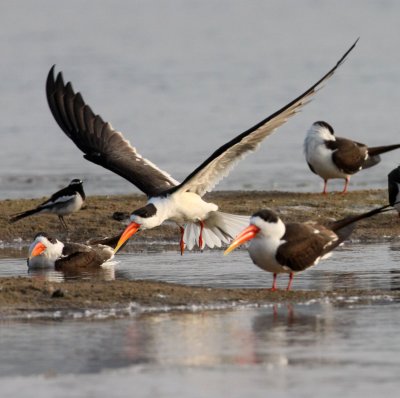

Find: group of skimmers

[9,38,400,290]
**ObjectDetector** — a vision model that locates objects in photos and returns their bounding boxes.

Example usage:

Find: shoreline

[1,189,399,318]
[0,277,398,320]
[1,189,399,248]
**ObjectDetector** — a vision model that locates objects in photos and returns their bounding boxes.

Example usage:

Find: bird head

[68,179,85,199]
[28,232,64,268]
[69,178,83,186]
[224,209,284,254]
[310,120,335,138]
[114,203,158,253]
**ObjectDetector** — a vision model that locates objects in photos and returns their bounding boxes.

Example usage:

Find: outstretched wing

[46,66,179,197]
[169,39,358,197]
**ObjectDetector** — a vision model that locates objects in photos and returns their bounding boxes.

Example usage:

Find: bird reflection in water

[120,310,264,367]
[28,262,116,282]
[388,241,400,291]
[118,304,335,369]
[307,270,358,291]
[252,303,337,366]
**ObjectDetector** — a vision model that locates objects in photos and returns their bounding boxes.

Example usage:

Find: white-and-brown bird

[27,232,117,270]
[9,179,85,230]
[304,121,400,194]
[46,41,357,254]
[224,205,392,291]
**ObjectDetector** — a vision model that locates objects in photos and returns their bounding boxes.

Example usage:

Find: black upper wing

[46,66,179,197]
[168,39,358,197]
[328,137,369,174]
[276,223,338,272]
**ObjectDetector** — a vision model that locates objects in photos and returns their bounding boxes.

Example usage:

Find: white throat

[304,123,335,159]
[247,216,289,274]
[304,123,348,180]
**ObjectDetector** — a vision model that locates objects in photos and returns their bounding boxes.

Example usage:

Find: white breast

[150,192,218,225]
[52,194,84,216]
[248,236,288,274]
[304,128,347,180]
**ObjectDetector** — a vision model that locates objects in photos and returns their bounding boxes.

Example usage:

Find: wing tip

[335,37,359,69]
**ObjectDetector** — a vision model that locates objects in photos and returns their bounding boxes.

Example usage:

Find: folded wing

[276,223,339,271]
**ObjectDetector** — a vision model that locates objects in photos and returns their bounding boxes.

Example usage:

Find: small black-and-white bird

[9,179,85,230]
[224,205,392,291]
[304,121,400,194]
[27,232,117,270]
[46,41,357,254]
[388,165,400,216]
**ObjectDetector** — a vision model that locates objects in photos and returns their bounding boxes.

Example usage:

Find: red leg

[341,177,350,194]
[179,226,185,256]
[270,273,277,291]
[322,179,328,195]
[286,272,294,291]
[198,220,205,250]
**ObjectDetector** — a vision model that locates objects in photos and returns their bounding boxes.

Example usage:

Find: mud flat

[0,277,398,319]
[0,189,399,318]
[0,189,399,246]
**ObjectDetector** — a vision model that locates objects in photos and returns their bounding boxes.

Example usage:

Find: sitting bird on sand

[304,121,400,194]
[9,179,85,230]
[224,205,392,291]
[27,232,119,270]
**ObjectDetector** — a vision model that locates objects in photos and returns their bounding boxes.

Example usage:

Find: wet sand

[1,189,399,244]
[1,189,399,316]
[0,276,398,317]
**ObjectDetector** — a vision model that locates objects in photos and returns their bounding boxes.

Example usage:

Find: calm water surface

[1,242,400,397]
[1,301,400,397]
[2,241,400,291]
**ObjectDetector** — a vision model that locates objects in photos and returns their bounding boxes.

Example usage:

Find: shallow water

[2,241,400,291]
[1,242,400,396]
[2,301,400,397]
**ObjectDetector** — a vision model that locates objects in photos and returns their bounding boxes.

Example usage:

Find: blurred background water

[1,0,400,199]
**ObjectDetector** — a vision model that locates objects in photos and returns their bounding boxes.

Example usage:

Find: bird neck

[77,185,86,200]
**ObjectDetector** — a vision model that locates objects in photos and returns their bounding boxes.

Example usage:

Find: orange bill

[29,242,47,258]
[114,222,141,254]
[224,225,260,255]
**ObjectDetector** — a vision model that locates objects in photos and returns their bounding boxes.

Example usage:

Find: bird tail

[9,208,41,224]
[329,203,393,241]
[360,144,400,170]
[183,211,250,250]
[368,144,400,157]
